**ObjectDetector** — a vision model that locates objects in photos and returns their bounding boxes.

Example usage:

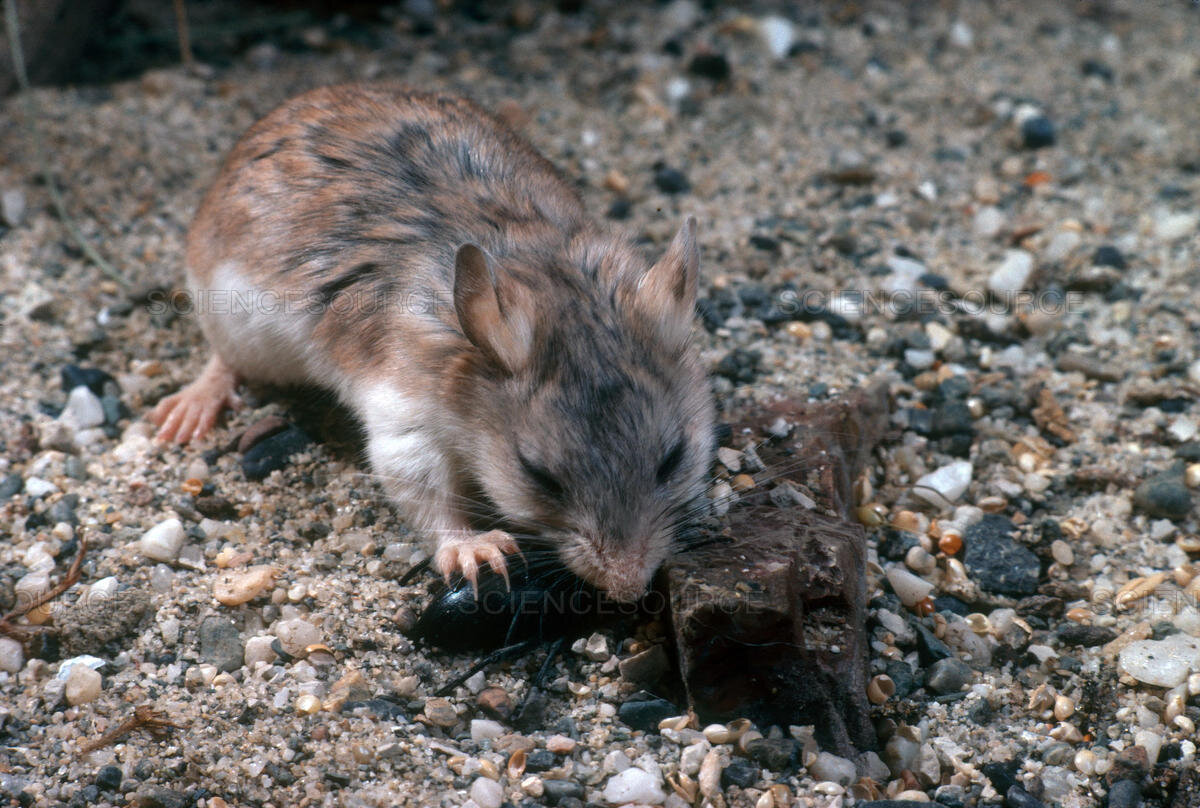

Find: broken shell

[1174,564,1196,587]
[477,759,500,780]
[667,772,698,803]
[965,613,990,635]
[731,473,756,492]
[295,693,321,714]
[703,724,733,744]
[938,530,963,555]
[507,749,527,779]
[905,545,937,575]
[1028,683,1056,712]
[1054,694,1076,721]
[1050,722,1083,743]
[769,785,791,806]
[698,749,723,800]
[853,474,873,506]
[813,781,845,796]
[737,730,764,753]
[658,715,691,732]
[304,644,336,666]
[856,503,888,527]
[867,674,895,705]
[977,495,1007,513]
[890,510,921,533]
[1065,607,1093,622]
[1174,715,1196,735]
[727,718,755,740]
[1115,572,1168,609]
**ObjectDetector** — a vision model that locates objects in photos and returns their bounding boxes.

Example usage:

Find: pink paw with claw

[434,529,520,595]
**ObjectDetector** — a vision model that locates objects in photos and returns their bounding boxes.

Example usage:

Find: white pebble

[1043,229,1082,263]
[0,188,26,226]
[470,777,504,808]
[0,637,24,674]
[23,477,58,498]
[274,618,321,656]
[1135,730,1163,766]
[1118,635,1200,688]
[680,741,710,776]
[244,635,277,667]
[809,751,856,786]
[139,518,186,563]
[987,249,1035,296]
[602,767,666,805]
[949,20,973,48]
[603,750,631,774]
[64,664,102,705]
[759,15,795,59]
[59,386,106,431]
[470,719,505,741]
[1155,211,1198,241]
[886,566,934,608]
[913,461,973,504]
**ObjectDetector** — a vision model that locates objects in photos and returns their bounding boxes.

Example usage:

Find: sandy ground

[2,1,1200,807]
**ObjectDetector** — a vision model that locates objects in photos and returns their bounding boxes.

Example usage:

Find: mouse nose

[598,566,650,602]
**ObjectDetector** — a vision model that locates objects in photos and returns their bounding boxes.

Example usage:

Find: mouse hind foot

[149,353,243,444]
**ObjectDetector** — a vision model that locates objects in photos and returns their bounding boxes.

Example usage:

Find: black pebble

[1021,115,1056,149]
[748,234,780,252]
[930,402,975,437]
[963,515,1041,596]
[525,749,557,771]
[1132,473,1192,520]
[1080,59,1114,81]
[0,474,23,499]
[1056,624,1117,647]
[60,365,117,397]
[541,779,585,806]
[877,527,921,561]
[981,760,1022,796]
[885,659,918,699]
[713,348,760,385]
[720,759,759,789]
[915,622,954,665]
[1093,245,1127,269]
[1106,779,1141,808]
[884,129,908,147]
[95,765,123,791]
[606,198,632,220]
[617,695,677,732]
[1005,784,1044,808]
[241,426,313,481]
[743,737,798,770]
[688,53,731,81]
[653,164,690,194]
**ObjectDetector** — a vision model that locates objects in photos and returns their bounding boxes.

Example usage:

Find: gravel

[1,1,1199,806]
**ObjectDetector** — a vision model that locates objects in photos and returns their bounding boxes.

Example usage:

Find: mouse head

[452,219,714,601]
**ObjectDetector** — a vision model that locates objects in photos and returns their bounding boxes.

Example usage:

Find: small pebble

[243,635,277,667]
[759,16,794,59]
[1118,634,1200,688]
[653,164,690,194]
[808,752,855,786]
[988,249,1035,296]
[0,637,25,674]
[1133,474,1192,520]
[470,777,504,808]
[198,616,244,672]
[602,766,666,804]
[64,664,102,705]
[213,565,276,606]
[274,618,321,657]
[138,518,186,563]
[1154,211,1198,241]
[1021,115,1056,149]
[471,719,505,741]
[913,461,973,503]
[0,188,26,226]
[925,657,973,694]
[424,697,458,727]
[59,386,106,431]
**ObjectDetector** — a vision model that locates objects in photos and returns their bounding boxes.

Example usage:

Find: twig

[2,0,131,288]
[77,705,183,755]
[172,0,193,67]
[0,534,87,640]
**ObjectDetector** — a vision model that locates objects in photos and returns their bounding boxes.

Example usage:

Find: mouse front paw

[434,529,520,596]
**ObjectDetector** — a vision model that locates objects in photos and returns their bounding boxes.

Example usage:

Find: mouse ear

[454,244,533,372]
[633,216,699,347]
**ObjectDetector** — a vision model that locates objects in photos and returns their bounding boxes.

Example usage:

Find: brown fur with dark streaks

[151,83,714,600]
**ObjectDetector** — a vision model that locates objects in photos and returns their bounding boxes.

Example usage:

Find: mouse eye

[519,453,565,499]
[656,439,685,485]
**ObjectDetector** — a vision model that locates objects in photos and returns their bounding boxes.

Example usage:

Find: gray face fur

[453,229,714,600]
